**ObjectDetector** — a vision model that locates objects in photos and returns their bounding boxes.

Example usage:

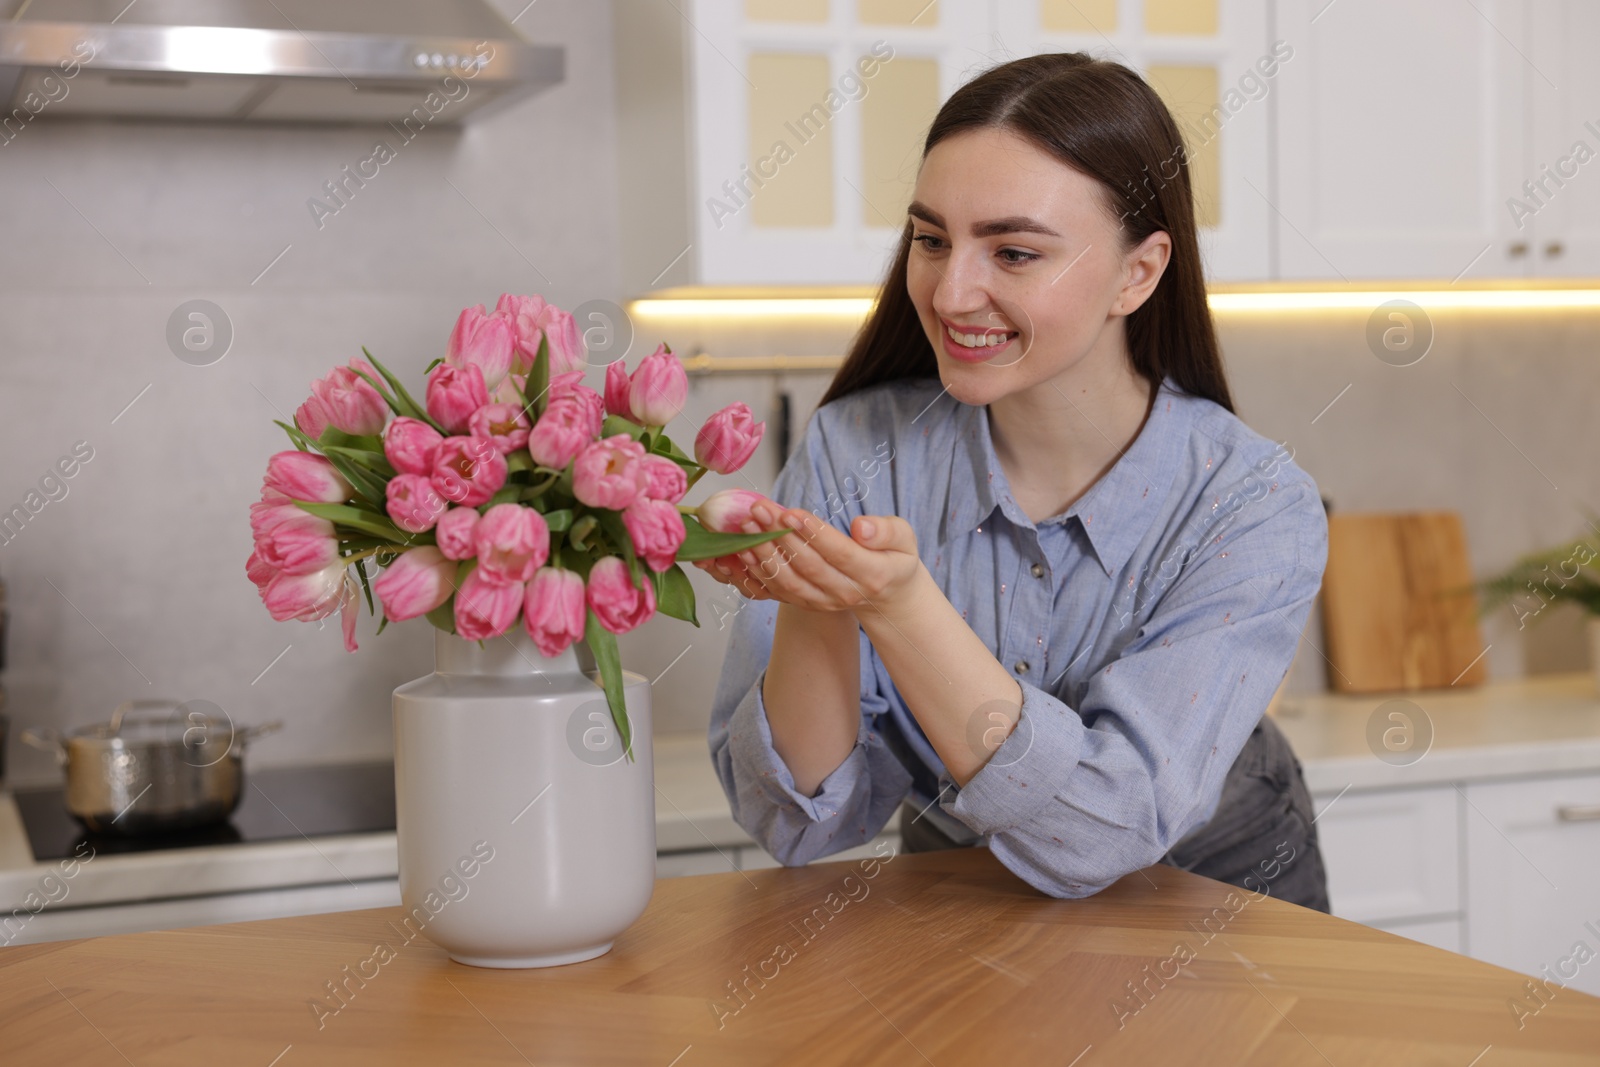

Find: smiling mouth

[943,323,1018,349]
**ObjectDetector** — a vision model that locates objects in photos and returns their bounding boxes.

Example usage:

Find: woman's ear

[1112,230,1172,317]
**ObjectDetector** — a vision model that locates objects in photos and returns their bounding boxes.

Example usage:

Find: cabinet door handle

[1544,241,1564,257]
[1556,804,1600,822]
[1509,242,1529,257]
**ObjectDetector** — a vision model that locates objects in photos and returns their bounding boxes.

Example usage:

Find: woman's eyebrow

[907,201,1062,238]
[972,215,1062,238]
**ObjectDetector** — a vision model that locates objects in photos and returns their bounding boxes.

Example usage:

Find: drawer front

[1371,916,1463,955]
[1314,786,1460,924]
[1465,771,1600,997]
[656,849,740,879]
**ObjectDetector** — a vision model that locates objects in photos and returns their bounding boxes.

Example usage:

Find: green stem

[683,466,710,493]
[342,544,411,564]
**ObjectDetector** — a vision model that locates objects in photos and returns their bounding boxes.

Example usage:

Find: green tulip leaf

[583,611,634,761]
[675,514,787,561]
[293,502,410,543]
[652,563,698,626]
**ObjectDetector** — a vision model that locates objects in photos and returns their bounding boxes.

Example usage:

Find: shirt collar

[936,375,1189,576]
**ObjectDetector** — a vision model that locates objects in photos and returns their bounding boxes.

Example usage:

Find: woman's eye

[998,247,1040,265]
[912,233,946,252]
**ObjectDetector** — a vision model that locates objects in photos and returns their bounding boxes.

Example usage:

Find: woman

[695,53,1331,910]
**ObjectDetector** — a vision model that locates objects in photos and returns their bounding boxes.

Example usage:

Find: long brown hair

[820,52,1233,414]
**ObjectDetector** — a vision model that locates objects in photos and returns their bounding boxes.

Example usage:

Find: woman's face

[904,126,1169,408]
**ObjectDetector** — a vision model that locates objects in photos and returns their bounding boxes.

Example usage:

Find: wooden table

[3,849,1598,1065]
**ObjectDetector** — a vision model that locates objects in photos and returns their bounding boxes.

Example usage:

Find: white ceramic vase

[392,627,655,968]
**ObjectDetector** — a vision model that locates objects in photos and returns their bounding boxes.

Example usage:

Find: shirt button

[1013,660,1030,674]
[1030,562,1045,578]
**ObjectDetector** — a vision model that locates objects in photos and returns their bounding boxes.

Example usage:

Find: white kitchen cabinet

[1525,0,1600,275]
[1313,785,1460,924]
[1312,765,1600,998]
[1370,916,1464,955]
[1270,0,1600,281]
[991,0,1275,280]
[617,0,1280,289]
[1464,771,1600,997]
[657,847,741,879]
[617,0,991,291]
[659,834,902,879]
[1271,0,1528,281]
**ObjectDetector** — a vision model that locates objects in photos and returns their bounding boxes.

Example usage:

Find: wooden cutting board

[1320,511,1488,692]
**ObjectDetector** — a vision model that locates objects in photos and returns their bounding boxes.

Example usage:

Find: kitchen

[2,0,1599,1062]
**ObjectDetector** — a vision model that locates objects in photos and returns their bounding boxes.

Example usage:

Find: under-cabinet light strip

[630,289,1600,318]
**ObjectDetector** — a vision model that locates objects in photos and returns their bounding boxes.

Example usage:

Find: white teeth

[946,324,1012,349]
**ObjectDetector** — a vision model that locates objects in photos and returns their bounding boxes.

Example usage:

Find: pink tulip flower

[627,345,687,427]
[623,496,686,572]
[384,417,444,477]
[263,451,353,503]
[547,371,605,433]
[249,547,358,652]
[573,435,647,510]
[523,567,586,657]
[294,396,330,441]
[386,473,448,534]
[255,512,339,575]
[434,506,480,561]
[473,504,550,584]
[586,555,656,634]
[431,436,508,508]
[539,303,585,376]
[638,455,687,503]
[527,398,597,470]
[446,304,515,390]
[468,402,532,454]
[373,547,456,622]
[245,548,276,590]
[310,359,388,436]
[261,561,346,623]
[496,293,585,375]
[694,401,765,474]
[426,363,490,434]
[696,488,772,533]
[603,359,634,421]
[249,499,304,539]
[454,566,525,640]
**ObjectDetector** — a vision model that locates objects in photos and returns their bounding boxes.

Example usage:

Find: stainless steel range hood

[0,0,564,124]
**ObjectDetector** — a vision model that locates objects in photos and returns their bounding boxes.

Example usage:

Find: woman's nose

[930,247,990,318]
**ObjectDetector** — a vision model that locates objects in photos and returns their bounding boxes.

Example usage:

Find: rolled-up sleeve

[707,412,913,865]
[940,482,1328,898]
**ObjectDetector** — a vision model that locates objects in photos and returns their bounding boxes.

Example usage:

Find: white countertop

[1272,670,1600,794]
[5,672,1599,912]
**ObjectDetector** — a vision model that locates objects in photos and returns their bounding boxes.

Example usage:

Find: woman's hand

[692,501,926,615]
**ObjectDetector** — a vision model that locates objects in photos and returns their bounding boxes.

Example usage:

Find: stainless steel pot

[21,700,282,835]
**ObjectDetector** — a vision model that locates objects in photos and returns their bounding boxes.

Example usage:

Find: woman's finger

[760,508,881,605]
[735,535,837,609]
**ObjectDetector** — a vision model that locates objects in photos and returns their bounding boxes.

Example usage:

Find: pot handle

[236,720,284,746]
[19,727,68,767]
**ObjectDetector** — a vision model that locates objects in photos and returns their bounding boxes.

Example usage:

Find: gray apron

[896,714,1331,912]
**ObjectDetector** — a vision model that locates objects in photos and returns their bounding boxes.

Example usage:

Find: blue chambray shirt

[707,374,1328,898]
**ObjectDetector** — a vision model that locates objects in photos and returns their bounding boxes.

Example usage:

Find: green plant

[1478,514,1600,629]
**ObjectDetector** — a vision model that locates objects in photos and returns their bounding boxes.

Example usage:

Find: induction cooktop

[11,760,396,862]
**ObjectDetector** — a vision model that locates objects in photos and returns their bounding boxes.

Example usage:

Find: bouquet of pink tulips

[246,294,784,757]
